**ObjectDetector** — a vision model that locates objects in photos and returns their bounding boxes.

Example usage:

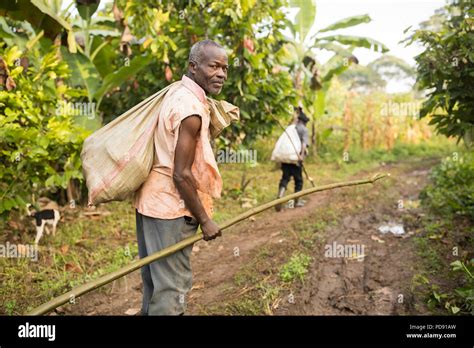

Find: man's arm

[173,115,221,241]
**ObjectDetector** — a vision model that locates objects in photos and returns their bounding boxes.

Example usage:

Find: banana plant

[284,0,389,117]
[0,0,77,52]
[57,0,152,130]
[282,0,390,153]
[2,0,153,131]
[60,46,152,127]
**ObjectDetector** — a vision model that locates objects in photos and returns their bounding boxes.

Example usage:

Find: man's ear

[188,61,197,75]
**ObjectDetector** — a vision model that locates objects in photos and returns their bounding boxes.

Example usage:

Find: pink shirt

[134,75,222,219]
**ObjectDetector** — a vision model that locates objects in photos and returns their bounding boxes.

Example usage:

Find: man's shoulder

[165,83,203,105]
[295,122,308,132]
[161,83,208,121]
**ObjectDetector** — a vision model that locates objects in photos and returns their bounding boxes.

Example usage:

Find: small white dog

[26,203,61,245]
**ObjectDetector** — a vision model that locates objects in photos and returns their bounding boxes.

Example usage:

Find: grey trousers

[135,209,199,315]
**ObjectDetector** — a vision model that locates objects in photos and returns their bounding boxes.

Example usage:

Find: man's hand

[201,219,222,241]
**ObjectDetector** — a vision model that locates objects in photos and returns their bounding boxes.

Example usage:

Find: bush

[0,44,90,219]
[450,260,474,315]
[407,0,474,144]
[420,153,474,219]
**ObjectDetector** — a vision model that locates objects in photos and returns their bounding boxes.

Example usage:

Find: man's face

[189,46,228,95]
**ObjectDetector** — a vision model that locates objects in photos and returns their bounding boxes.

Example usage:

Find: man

[133,40,228,315]
[276,107,310,210]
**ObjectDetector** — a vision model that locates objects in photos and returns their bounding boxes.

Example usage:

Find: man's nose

[217,68,227,80]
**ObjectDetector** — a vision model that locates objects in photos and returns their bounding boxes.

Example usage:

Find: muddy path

[58,159,437,315]
[274,162,439,315]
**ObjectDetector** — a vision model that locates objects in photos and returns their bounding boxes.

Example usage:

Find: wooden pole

[27,173,387,315]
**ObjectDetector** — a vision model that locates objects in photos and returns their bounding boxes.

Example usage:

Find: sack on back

[81,82,239,206]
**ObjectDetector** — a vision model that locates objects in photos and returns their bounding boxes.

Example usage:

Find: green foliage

[0,1,154,216]
[0,0,77,53]
[113,0,297,145]
[279,252,311,283]
[316,35,388,54]
[413,236,443,273]
[420,152,474,219]
[60,4,153,129]
[289,0,316,42]
[0,43,90,217]
[318,14,371,34]
[4,299,16,316]
[407,0,474,143]
[420,259,473,315]
[0,0,303,218]
[282,1,389,153]
[451,260,474,315]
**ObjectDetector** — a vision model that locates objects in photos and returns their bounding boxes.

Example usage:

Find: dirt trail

[59,159,435,315]
[275,163,433,315]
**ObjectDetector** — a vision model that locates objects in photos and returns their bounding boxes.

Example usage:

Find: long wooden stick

[26,173,387,315]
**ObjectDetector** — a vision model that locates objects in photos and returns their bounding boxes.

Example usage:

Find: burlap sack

[207,98,239,138]
[81,82,239,207]
[270,125,302,164]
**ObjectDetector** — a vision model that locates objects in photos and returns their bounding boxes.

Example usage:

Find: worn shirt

[295,122,309,148]
[134,75,222,220]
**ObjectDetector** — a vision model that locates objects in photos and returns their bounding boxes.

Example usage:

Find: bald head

[187,40,228,95]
